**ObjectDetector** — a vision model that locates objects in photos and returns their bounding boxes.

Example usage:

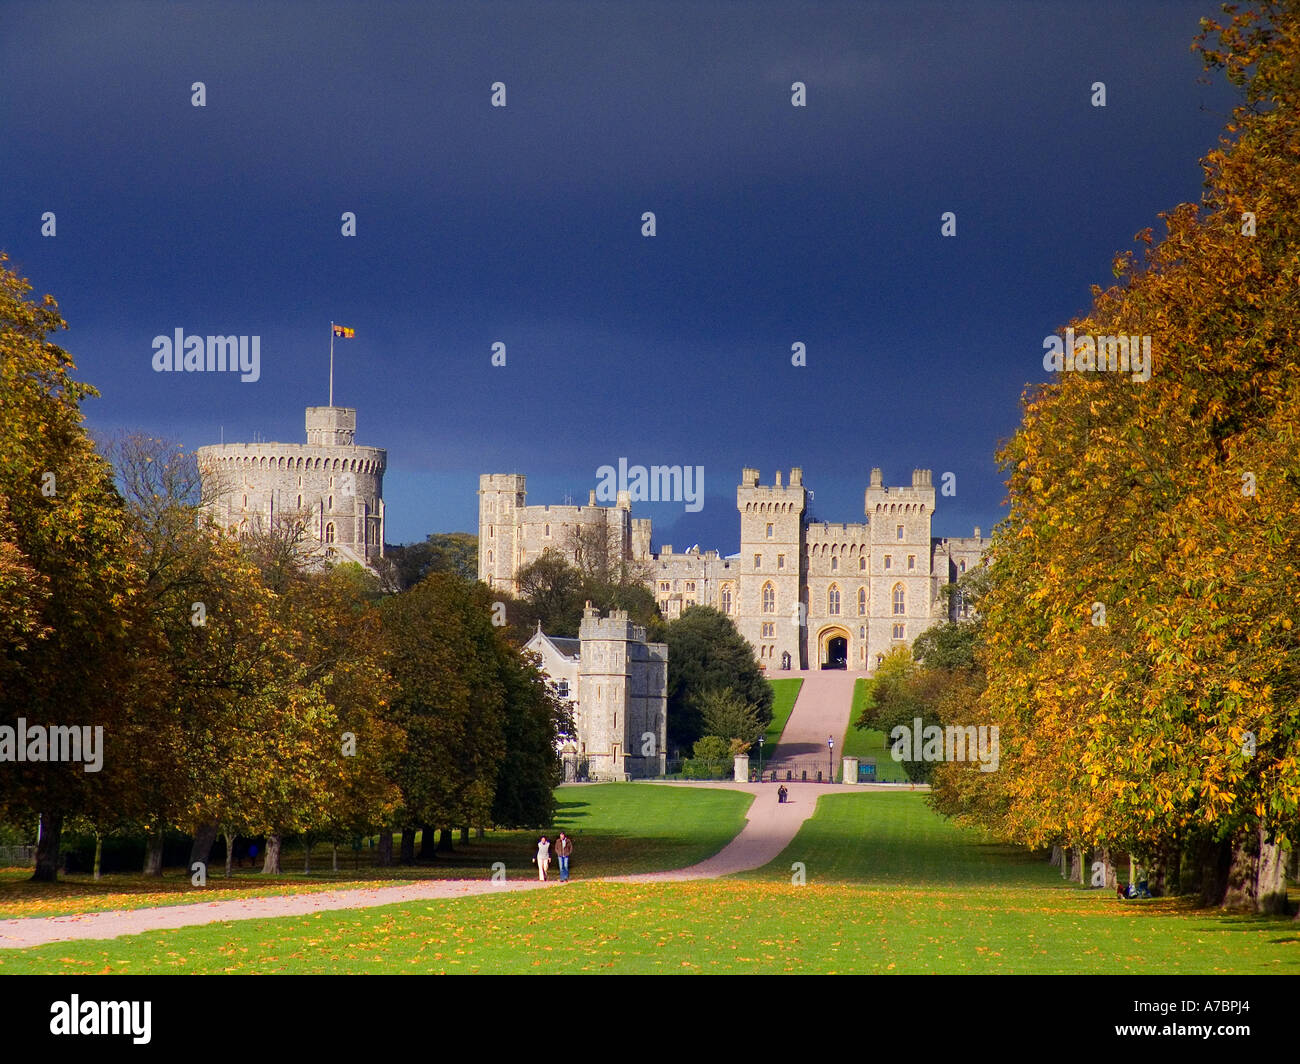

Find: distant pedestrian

[555,832,573,882]
[536,836,551,881]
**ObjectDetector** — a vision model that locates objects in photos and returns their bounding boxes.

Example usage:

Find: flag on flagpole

[332,324,355,338]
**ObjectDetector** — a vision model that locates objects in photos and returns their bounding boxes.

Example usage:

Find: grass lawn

[762,677,803,751]
[839,678,907,781]
[0,784,752,921]
[4,791,1295,974]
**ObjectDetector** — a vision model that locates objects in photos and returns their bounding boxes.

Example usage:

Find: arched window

[487,550,493,565]
[831,555,838,572]
[721,585,732,614]
[828,585,840,615]
[858,587,866,615]
[328,495,334,510]
[545,524,550,537]
[892,584,905,615]
[325,523,336,544]
[859,556,866,571]
[762,582,775,614]
[296,495,302,510]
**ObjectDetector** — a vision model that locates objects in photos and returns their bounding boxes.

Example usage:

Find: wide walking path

[0,781,896,950]
[768,669,860,778]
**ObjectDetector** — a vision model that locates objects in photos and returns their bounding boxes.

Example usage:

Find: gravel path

[0,780,904,950]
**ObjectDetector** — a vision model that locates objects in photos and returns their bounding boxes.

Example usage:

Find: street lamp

[828,735,835,783]
[757,735,765,782]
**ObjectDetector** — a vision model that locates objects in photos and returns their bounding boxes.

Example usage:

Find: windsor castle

[480,467,987,673]
[193,403,987,674]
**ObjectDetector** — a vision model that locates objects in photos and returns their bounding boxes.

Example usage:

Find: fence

[0,845,35,867]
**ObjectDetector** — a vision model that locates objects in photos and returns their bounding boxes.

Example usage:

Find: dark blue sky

[1,1,1237,550]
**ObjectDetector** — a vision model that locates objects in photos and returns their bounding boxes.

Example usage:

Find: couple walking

[535,832,573,882]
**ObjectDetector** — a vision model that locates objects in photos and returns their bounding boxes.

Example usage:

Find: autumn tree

[967,1,1300,910]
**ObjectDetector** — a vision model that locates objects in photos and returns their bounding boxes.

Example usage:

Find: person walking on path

[535,836,551,882]
[555,832,573,882]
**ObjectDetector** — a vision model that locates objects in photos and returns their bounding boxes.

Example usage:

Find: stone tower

[576,606,668,780]
[477,473,527,592]
[864,468,935,668]
[196,405,386,567]
[736,468,808,670]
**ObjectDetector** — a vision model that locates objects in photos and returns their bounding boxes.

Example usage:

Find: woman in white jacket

[535,836,551,881]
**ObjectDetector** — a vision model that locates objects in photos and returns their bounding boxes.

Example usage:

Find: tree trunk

[376,831,393,867]
[142,825,165,877]
[460,826,470,844]
[1069,848,1083,883]
[303,835,311,875]
[1049,844,1063,869]
[261,833,282,874]
[1197,836,1234,907]
[438,826,454,853]
[224,832,235,878]
[400,827,416,865]
[332,844,338,872]
[1255,829,1288,915]
[31,811,62,883]
[476,826,485,840]
[93,832,103,881]
[418,823,437,860]
[189,822,219,870]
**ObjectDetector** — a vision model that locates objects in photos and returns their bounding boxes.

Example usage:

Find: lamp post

[828,735,835,783]
[757,735,765,782]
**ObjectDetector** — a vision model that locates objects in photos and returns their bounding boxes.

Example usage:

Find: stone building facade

[484,467,987,673]
[478,474,652,594]
[524,607,668,781]
[197,405,386,568]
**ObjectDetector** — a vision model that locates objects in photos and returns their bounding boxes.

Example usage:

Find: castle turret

[737,469,807,670]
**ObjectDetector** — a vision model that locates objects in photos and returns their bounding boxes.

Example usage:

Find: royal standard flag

[332,324,355,338]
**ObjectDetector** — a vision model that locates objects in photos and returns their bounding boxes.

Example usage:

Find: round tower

[197,405,386,567]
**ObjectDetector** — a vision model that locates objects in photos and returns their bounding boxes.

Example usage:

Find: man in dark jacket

[555,832,573,882]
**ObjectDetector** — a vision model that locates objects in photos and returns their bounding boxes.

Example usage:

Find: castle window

[721,586,732,615]
[296,495,302,510]
[754,554,761,569]
[761,622,774,638]
[686,581,695,592]
[556,680,569,698]
[828,585,840,615]
[960,560,966,573]
[325,523,336,544]
[328,496,334,510]
[859,556,866,571]
[766,523,773,538]
[859,626,865,638]
[242,494,247,509]
[488,551,493,565]
[884,556,891,570]
[897,524,904,539]
[893,622,905,640]
[908,555,916,570]
[893,584,905,615]
[762,582,775,614]
[858,587,866,615]
[831,556,838,572]
[777,554,785,569]
[660,581,670,593]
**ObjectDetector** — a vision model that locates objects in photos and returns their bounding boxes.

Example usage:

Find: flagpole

[329,321,334,407]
